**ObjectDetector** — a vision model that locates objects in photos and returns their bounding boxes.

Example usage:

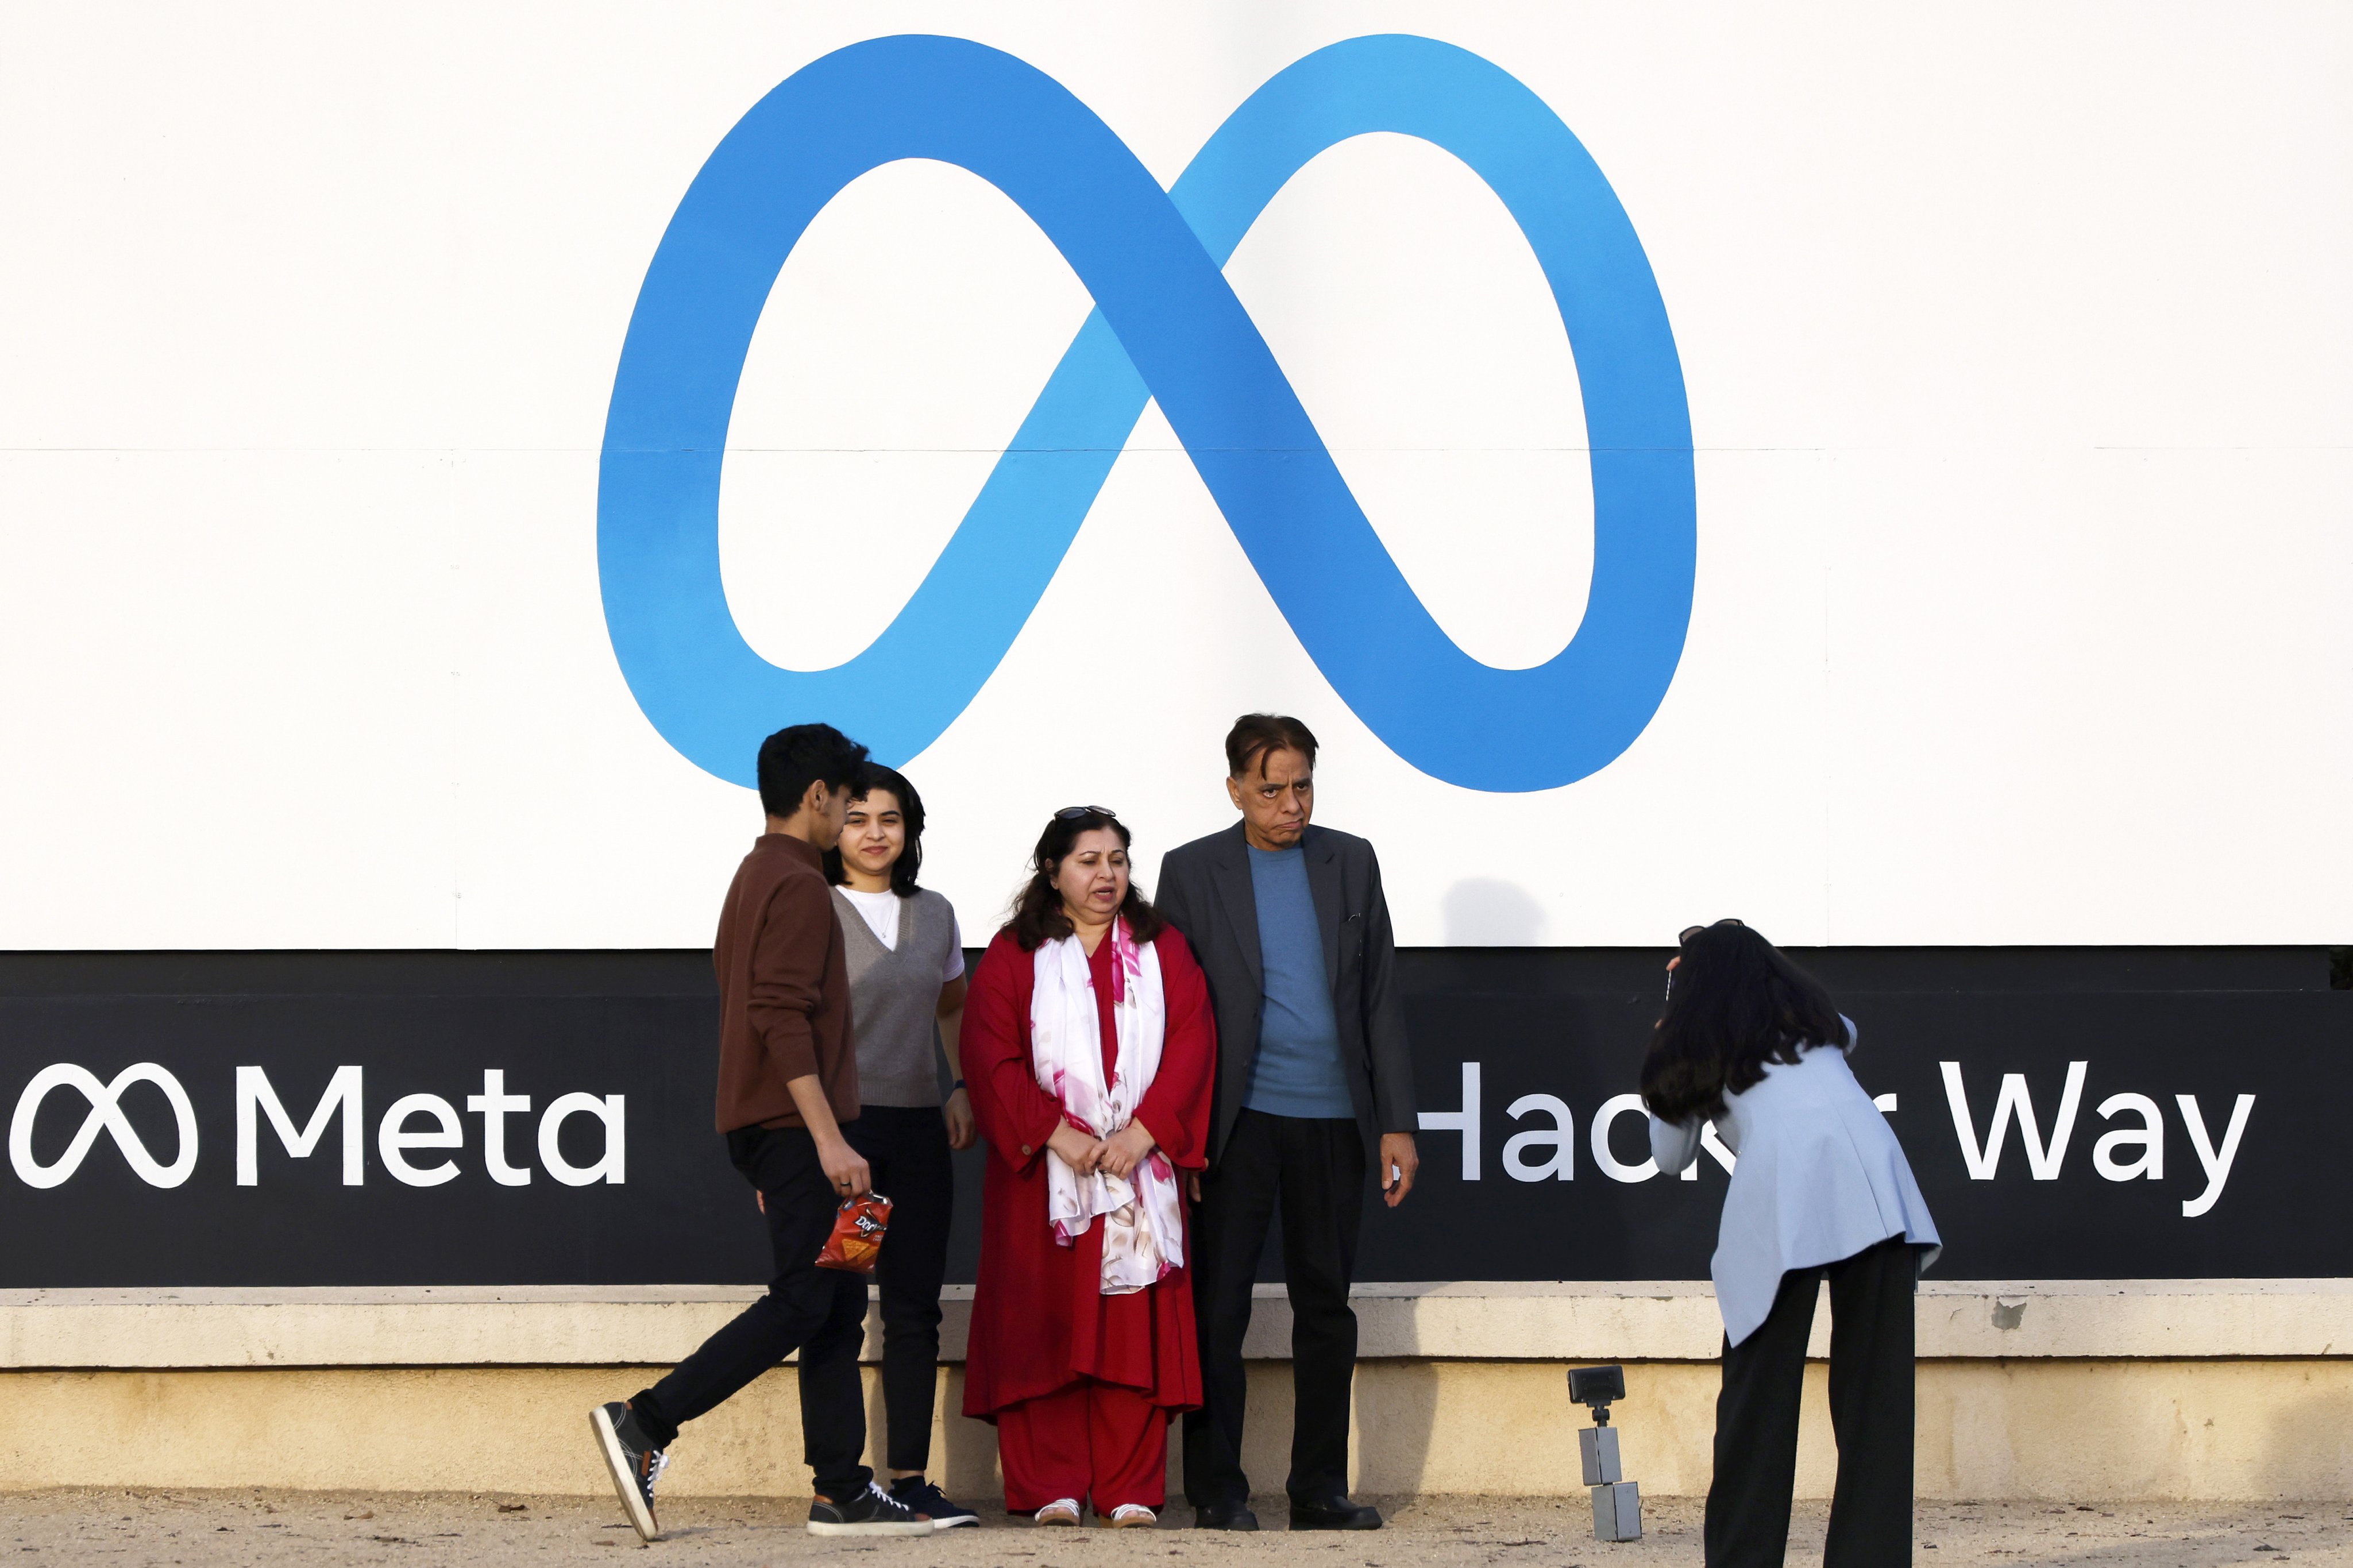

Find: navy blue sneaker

[808,1481,932,1536]
[589,1401,668,1542]
[890,1476,980,1529]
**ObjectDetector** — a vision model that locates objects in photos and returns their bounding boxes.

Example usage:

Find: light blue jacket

[1650,1026,1940,1346]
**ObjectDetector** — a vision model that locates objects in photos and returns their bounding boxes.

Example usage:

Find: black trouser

[1183,1109,1365,1507]
[630,1124,871,1499]
[1706,1236,1920,1568]
[841,1104,953,1474]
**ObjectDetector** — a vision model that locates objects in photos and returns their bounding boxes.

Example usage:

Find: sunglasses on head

[1677,917,1745,945]
[1054,805,1118,822]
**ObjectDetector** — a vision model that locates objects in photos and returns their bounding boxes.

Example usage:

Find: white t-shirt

[836,886,966,982]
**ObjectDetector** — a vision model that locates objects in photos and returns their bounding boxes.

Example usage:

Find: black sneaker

[589,1401,669,1543]
[890,1477,980,1530]
[808,1480,935,1536]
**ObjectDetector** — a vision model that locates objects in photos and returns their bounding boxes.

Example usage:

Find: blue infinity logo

[599,34,1693,793]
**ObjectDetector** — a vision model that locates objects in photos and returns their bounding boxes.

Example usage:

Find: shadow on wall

[2258,1377,2353,1499]
[1353,1360,1440,1496]
[938,1368,1005,1502]
[1444,880,1551,945]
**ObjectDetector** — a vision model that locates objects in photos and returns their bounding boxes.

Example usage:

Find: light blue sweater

[1651,1023,1940,1345]
[1240,844,1355,1120]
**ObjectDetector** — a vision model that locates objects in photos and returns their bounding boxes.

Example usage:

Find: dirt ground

[2,1490,2346,1567]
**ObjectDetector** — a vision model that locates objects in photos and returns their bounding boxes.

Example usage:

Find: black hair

[1004,809,1165,952]
[755,723,869,820]
[822,762,927,897]
[1224,713,1318,779]
[1639,920,1850,1125]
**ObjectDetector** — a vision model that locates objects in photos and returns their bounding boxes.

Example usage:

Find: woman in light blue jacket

[1643,920,1938,1568]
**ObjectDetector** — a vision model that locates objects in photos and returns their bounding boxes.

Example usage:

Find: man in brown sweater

[591,723,931,1542]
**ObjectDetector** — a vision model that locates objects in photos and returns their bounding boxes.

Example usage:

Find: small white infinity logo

[9,1063,199,1189]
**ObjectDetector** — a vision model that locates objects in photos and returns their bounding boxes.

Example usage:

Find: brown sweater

[712,834,859,1134]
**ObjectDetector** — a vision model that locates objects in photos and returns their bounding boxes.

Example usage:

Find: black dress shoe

[1192,1501,1260,1531]
[1290,1494,1383,1531]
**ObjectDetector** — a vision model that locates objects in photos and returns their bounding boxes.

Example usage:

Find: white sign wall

[0,3,2346,949]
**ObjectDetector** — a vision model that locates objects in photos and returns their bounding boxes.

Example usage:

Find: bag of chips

[816,1192,892,1273]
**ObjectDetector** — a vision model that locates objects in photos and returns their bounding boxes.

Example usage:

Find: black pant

[1706,1236,1920,1568]
[842,1104,953,1474]
[630,1124,871,1499]
[1183,1109,1365,1507]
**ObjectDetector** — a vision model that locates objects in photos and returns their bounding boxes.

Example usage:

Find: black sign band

[0,948,2342,1287]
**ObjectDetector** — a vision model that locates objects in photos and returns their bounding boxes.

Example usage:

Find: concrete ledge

[2,1358,2347,1501]
[1,1280,2344,1370]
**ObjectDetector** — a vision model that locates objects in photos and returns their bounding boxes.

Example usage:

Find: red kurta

[959,925,1216,1420]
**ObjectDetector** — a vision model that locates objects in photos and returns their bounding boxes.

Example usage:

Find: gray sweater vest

[832,887,959,1109]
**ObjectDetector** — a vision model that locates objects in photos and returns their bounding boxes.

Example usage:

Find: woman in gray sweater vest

[824,763,979,1529]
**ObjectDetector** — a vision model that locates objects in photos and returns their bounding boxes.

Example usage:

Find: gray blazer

[1155,821,1417,1166]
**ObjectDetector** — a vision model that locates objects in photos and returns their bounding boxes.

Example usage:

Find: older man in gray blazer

[1155,714,1419,1532]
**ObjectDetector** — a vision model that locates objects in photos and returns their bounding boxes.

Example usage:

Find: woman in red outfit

[960,807,1216,1528]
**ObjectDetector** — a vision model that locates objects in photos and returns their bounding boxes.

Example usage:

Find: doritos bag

[816,1192,892,1273]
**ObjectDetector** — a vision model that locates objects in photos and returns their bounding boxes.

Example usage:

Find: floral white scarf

[1029,919,1183,1295]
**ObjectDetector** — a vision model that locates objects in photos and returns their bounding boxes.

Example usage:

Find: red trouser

[996,1377,1168,1513]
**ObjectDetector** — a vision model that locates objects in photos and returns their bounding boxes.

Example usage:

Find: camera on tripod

[1568,1365,1641,1542]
